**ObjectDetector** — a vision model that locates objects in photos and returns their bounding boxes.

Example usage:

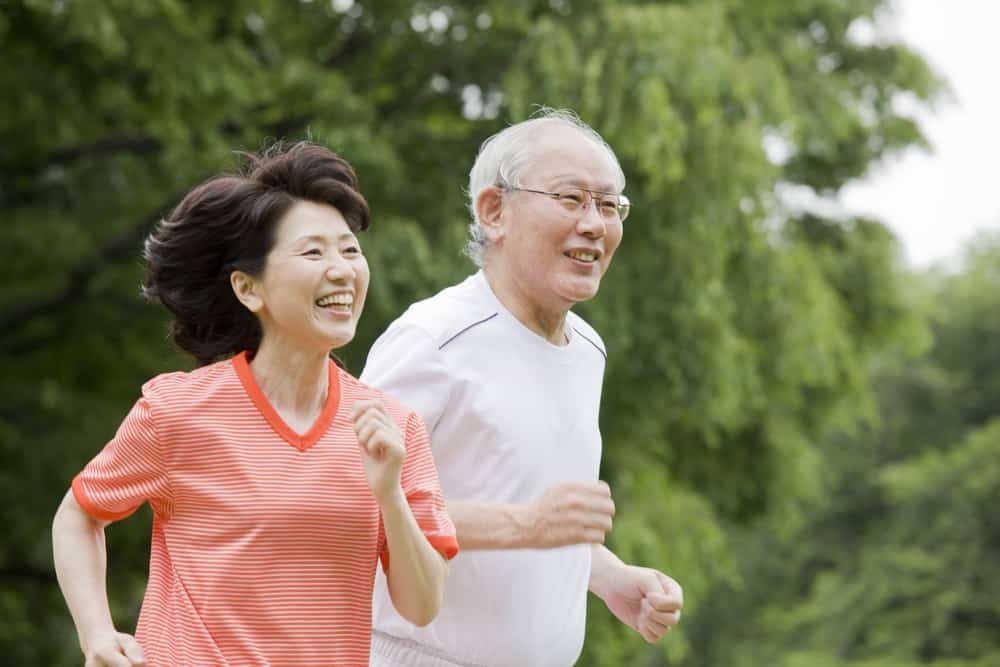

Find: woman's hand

[83,631,147,666]
[351,400,406,504]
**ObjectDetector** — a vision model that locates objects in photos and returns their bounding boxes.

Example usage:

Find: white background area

[840,0,1000,268]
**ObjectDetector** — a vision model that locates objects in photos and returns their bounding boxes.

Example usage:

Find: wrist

[80,626,115,654]
[510,502,538,548]
[374,484,406,510]
[589,545,625,599]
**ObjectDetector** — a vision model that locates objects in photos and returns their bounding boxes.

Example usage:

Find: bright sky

[840,0,1000,268]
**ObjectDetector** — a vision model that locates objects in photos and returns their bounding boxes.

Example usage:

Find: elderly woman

[52,142,456,667]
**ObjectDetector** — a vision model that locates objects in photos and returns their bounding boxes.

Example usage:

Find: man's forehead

[527,154,619,190]
[523,133,619,189]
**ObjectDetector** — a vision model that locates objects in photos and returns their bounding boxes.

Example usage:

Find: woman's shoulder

[140,357,238,405]
[337,367,417,426]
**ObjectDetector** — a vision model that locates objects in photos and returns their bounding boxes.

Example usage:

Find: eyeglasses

[503,186,630,222]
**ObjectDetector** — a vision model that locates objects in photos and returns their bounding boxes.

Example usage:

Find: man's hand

[594,562,683,643]
[83,631,146,667]
[521,480,615,548]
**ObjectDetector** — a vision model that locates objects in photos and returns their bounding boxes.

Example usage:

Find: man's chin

[558,279,601,305]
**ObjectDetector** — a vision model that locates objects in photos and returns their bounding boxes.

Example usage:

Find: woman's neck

[249,340,330,423]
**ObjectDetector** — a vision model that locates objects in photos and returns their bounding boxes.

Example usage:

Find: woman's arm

[352,400,447,626]
[52,489,146,665]
[378,490,448,626]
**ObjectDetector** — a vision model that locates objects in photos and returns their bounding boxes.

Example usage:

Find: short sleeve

[379,411,458,571]
[72,396,172,522]
[361,322,452,435]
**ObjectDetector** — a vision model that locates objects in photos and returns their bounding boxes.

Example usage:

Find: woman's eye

[343,245,362,256]
[303,248,322,256]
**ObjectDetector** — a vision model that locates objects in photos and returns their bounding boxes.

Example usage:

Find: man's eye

[558,192,585,205]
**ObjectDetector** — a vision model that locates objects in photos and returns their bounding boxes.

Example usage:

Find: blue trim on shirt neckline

[572,326,607,361]
[438,313,499,350]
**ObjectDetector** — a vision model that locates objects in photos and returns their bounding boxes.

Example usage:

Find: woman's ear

[230,270,263,313]
[475,185,506,243]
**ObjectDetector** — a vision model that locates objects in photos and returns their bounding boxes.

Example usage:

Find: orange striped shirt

[73,352,457,666]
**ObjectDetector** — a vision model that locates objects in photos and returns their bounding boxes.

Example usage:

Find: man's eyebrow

[547,175,618,192]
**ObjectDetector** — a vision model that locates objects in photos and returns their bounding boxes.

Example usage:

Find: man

[363,110,683,667]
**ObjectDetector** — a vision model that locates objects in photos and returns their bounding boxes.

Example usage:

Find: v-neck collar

[232,351,341,451]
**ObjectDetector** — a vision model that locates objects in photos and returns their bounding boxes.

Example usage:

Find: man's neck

[482,268,569,346]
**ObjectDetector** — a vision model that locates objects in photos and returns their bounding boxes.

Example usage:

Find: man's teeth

[316,294,353,307]
[568,251,597,262]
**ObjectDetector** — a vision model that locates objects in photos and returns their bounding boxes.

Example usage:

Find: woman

[52,142,457,666]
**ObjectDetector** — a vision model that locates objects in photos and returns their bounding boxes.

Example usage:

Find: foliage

[685,236,1000,667]
[2,1,976,665]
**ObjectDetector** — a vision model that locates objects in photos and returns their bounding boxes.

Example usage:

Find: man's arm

[447,480,615,549]
[589,544,684,643]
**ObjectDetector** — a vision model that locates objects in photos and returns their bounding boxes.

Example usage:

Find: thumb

[655,570,684,600]
[116,633,147,665]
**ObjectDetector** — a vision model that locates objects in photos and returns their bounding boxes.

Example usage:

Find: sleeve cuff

[71,474,141,523]
[427,534,459,561]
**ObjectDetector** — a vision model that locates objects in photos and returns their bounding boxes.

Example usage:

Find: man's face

[492,127,624,314]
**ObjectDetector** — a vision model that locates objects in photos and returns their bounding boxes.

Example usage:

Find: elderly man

[364,110,683,667]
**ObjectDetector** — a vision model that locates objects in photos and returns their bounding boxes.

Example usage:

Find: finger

[655,572,685,606]
[94,651,132,667]
[642,600,681,628]
[369,426,405,461]
[562,492,616,517]
[553,480,612,498]
[641,616,672,642]
[645,591,683,613]
[350,399,375,419]
[116,633,147,665]
[350,399,383,422]
[638,623,659,643]
[572,510,613,533]
[640,600,673,633]
[355,420,380,447]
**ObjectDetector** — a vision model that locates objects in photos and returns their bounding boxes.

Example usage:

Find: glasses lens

[617,194,630,222]
[555,188,587,213]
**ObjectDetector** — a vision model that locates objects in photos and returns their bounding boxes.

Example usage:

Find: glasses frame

[502,185,631,222]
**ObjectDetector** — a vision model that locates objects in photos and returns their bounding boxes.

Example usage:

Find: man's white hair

[464,108,625,268]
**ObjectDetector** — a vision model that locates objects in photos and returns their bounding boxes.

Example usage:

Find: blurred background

[2,0,998,665]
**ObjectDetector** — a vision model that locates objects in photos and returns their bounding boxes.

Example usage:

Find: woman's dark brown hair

[142,142,370,366]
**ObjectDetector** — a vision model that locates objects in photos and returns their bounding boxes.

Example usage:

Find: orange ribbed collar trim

[232,351,340,451]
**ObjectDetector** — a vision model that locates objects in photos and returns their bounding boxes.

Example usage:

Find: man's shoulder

[390,273,500,348]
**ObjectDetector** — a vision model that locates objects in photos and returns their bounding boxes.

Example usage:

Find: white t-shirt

[362,271,607,667]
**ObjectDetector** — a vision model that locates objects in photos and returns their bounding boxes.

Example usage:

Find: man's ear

[475,185,506,243]
[230,270,263,313]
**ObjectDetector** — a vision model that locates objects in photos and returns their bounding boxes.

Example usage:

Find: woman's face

[243,200,369,353]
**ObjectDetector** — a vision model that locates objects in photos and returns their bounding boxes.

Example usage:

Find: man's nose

[577,199,607,237]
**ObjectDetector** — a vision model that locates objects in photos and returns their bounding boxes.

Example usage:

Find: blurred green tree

[686,235,1000,667]
[1,1,945,665]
